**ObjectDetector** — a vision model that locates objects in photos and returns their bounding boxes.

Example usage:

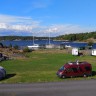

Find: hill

[0,31,96,42]
[55,31,96,42]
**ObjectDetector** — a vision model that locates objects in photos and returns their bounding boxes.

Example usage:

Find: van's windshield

[59,66,65,71]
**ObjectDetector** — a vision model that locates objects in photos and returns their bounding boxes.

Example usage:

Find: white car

[0,66,6,80]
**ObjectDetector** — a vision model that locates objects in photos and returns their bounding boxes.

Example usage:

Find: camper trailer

[92,49,96,56]
[72,48,79,56]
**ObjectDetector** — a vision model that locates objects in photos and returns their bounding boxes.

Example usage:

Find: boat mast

[32,31,34,45]
[49,32,50,45]
[33,35,34,45]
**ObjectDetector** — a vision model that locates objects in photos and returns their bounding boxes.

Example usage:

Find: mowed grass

[0,50,96,83]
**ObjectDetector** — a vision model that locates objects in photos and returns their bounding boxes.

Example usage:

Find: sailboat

[27,35,39,50]
[45,32,54,49]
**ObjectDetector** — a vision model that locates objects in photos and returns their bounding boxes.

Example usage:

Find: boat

[27,35,39,50]
[27,44,39,50]
[65,45,71,48]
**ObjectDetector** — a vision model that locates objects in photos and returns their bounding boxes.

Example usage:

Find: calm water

[1,40,96,49]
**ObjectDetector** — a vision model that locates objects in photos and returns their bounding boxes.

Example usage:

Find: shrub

[79,47,85,50]
[87,41,94,46]
[0,43,3,48]
[14,45,19,50]
[9,43,12,48]
[23,47,31,52]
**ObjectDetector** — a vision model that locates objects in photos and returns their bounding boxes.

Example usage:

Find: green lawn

[0,51,96,83]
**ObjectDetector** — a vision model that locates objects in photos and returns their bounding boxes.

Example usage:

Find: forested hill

[55,31,96,41]
[0,36,50,41]
[0,31,96,41]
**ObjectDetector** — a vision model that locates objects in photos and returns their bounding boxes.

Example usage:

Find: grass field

[0,49,96,83]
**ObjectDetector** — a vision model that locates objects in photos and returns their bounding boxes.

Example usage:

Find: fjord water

[1,40,89,48]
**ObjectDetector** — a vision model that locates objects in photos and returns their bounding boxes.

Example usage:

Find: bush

[79,47,85,50]
[0,43,3,48]
[60,44,65,50]
[14,45,19,50]
[23,47,31,52]
[87,41,94,46]
[9,43,12,48]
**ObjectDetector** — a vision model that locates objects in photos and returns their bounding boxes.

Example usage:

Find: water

[1,40,96,49]
[0,40,62,47]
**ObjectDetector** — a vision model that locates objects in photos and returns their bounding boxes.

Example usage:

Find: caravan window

[72,68,78,73]
[79,67,82,72]
[66,68,73,72]
[59,66,64,71]
[85,66,91,71]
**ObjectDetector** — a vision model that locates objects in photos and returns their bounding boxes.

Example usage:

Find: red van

[57,61,92,78]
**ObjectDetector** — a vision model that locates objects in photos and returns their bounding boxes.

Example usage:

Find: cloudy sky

[0,0,96,36]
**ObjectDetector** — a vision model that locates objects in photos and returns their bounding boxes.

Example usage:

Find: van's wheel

[71,76,74,78]
[62,75,66,79]
[83,74,87,77]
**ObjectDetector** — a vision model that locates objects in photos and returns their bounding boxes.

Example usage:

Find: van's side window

[79,67,82,72]
[66,68,73,72]
[85,66,91,71]
[72,68,78,73]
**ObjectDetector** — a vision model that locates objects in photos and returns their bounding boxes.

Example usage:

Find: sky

[0,0,96,36]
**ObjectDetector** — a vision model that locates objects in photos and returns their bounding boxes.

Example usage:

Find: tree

[0,43,3,48]
[9,43,12,48]
[23,47,31,52]
[87,41,94,46]
[13,45,19,50]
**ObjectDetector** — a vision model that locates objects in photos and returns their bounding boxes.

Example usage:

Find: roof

[65,61,90,66]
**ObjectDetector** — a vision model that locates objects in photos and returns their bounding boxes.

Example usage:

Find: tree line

[0,31,96,41]
[55,31,96,41]
[0,36,52,41]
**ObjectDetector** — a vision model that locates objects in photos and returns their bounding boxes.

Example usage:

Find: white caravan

[92,49,96,56]
[72,48,79,56]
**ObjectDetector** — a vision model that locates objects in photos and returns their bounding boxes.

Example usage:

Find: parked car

[0,66,6,80]
[0,53,9,61]
[57,61,92,78]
